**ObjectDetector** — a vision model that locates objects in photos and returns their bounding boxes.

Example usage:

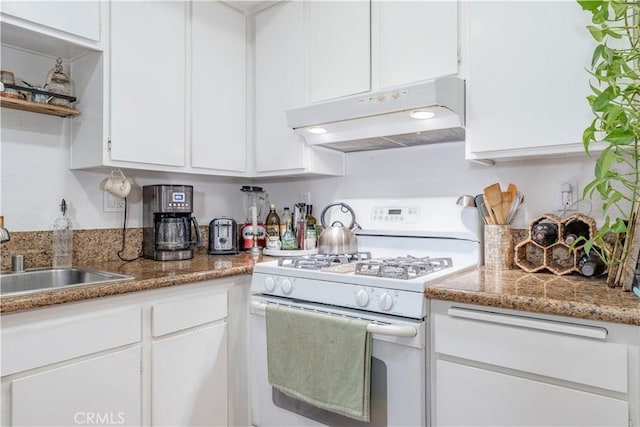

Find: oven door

[250,295,427,427]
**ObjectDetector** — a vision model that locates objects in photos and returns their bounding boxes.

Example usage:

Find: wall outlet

[559,181,579,212]
[103,192,125,212]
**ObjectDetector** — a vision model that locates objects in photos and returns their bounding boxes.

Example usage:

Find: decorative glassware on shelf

[45,58,72,107]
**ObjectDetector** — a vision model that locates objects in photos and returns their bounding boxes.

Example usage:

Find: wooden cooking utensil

[482,194,498,225]
[503,183,518,224]
[484,183,505,224]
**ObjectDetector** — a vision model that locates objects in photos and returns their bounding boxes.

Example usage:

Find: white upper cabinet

[464,1,595,162]
[1,1,101,43]
[305,0,459,102]
[191,1,246,174]
[254,1,345,176]
[374,1,458,89]
[109,1,187,167]
[71,1,247,176]
[305,1,371,103]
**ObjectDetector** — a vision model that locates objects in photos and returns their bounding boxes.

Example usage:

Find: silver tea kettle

[318,202,360,255]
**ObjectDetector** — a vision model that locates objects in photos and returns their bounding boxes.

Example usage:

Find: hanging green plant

[577,0,639,284]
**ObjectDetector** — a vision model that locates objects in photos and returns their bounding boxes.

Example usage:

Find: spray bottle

[53,199,73,268]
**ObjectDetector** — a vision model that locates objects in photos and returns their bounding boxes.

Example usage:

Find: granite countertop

[0,253,263,314]
[2,255,639,326]
[426,267,640,326]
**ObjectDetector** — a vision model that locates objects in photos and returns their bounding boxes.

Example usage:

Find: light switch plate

[103,192,125,212]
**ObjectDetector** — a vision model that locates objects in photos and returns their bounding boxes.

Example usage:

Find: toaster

[209,217,238,255]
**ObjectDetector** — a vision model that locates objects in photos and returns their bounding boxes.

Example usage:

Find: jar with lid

[46,58,72,107]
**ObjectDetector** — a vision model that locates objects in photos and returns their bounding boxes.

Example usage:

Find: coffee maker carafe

[143,185,201,261]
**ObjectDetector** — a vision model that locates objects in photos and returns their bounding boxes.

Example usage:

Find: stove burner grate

[278,252,372,270]
[355,256,453,280]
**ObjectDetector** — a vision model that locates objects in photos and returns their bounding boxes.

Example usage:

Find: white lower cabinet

[152,324,228,426]
[1,277,250,427]
[11,347,142,426]
[430,300,640,427]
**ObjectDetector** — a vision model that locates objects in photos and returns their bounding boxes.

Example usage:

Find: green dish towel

[266,304,372,422]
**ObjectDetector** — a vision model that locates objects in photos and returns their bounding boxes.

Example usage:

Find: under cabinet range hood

[286,76,465,152]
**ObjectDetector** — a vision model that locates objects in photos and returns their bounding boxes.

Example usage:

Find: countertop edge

[425,287,640,326]
[2,258,638,326]
[0,262,254,314]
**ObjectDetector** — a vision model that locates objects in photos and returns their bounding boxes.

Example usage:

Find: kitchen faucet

[0,216,10,244]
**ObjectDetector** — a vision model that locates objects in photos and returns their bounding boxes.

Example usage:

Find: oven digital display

[172,192,185,202]
[388,209,402,215]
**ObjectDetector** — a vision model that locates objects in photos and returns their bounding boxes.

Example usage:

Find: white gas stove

[251,197,482,320]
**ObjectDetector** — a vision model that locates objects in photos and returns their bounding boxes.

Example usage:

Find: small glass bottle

[265,204,281,249]
[282,208,298,250]
[305,204,317,227]
[531,222,558,246]
[53,199,73,268]
[280,207,292,238]
[578,252,606,277]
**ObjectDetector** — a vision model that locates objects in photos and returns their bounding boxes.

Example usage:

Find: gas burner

[355,256,453,280]
[278,252,372,270]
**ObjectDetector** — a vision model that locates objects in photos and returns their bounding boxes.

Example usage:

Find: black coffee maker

[142,185,201,261]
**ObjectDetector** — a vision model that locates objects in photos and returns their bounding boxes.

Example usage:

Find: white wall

[1,106,248,231]
[259,142,602,229]
[2,110,601,232]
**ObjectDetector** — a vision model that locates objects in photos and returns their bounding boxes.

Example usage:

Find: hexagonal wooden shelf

[514,213,598,275]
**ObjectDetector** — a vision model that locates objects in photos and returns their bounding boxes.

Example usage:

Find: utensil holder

[484,225,513,270]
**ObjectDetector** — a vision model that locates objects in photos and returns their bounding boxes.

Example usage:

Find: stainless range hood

[286,76,465,153]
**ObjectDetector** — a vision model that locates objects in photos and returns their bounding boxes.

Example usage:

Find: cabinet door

[375,1,458,88]
[0,1,100,41]
[465,1,594,159]
[305,1,371,102]
[151,323,228,426]
[254,1,307,173]
[11,347,142,426]
[434,360,628,427]
[109,1,187,167]
[191,1,246,173]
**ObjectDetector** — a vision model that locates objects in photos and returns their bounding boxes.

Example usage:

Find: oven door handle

[251,300,417,338]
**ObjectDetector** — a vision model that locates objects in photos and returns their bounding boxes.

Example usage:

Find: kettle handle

[320,202,356,230]
[191,216,202,248]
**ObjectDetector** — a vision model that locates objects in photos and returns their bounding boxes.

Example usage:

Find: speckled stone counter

[3,250,639,325]
[426,267,640,326]
[0,253,265,314]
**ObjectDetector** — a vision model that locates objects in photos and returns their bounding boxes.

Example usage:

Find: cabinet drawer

[434,307,628,393]
[435,359,629,426]
[2,308,142,376]
[152,290,227,337]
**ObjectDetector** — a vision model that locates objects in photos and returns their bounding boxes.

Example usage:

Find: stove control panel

[252,273,426,319]
[371,206,419,223]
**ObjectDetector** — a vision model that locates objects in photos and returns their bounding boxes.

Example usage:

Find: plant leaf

[591,44,605,67]
[604,128,635,145]
[577,0,602,11]
[587,25,605,41]
[592,86,614,111]
[611,217,628,233]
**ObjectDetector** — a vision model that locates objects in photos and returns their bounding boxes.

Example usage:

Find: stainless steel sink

[0,267,134,296]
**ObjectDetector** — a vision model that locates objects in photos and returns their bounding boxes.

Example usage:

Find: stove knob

[281,278,293,295]
[355,290,369,307]
[378,292,394,311]
[264,277,276,292]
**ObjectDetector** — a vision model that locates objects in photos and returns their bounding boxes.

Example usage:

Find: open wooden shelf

[1,96,80,117]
